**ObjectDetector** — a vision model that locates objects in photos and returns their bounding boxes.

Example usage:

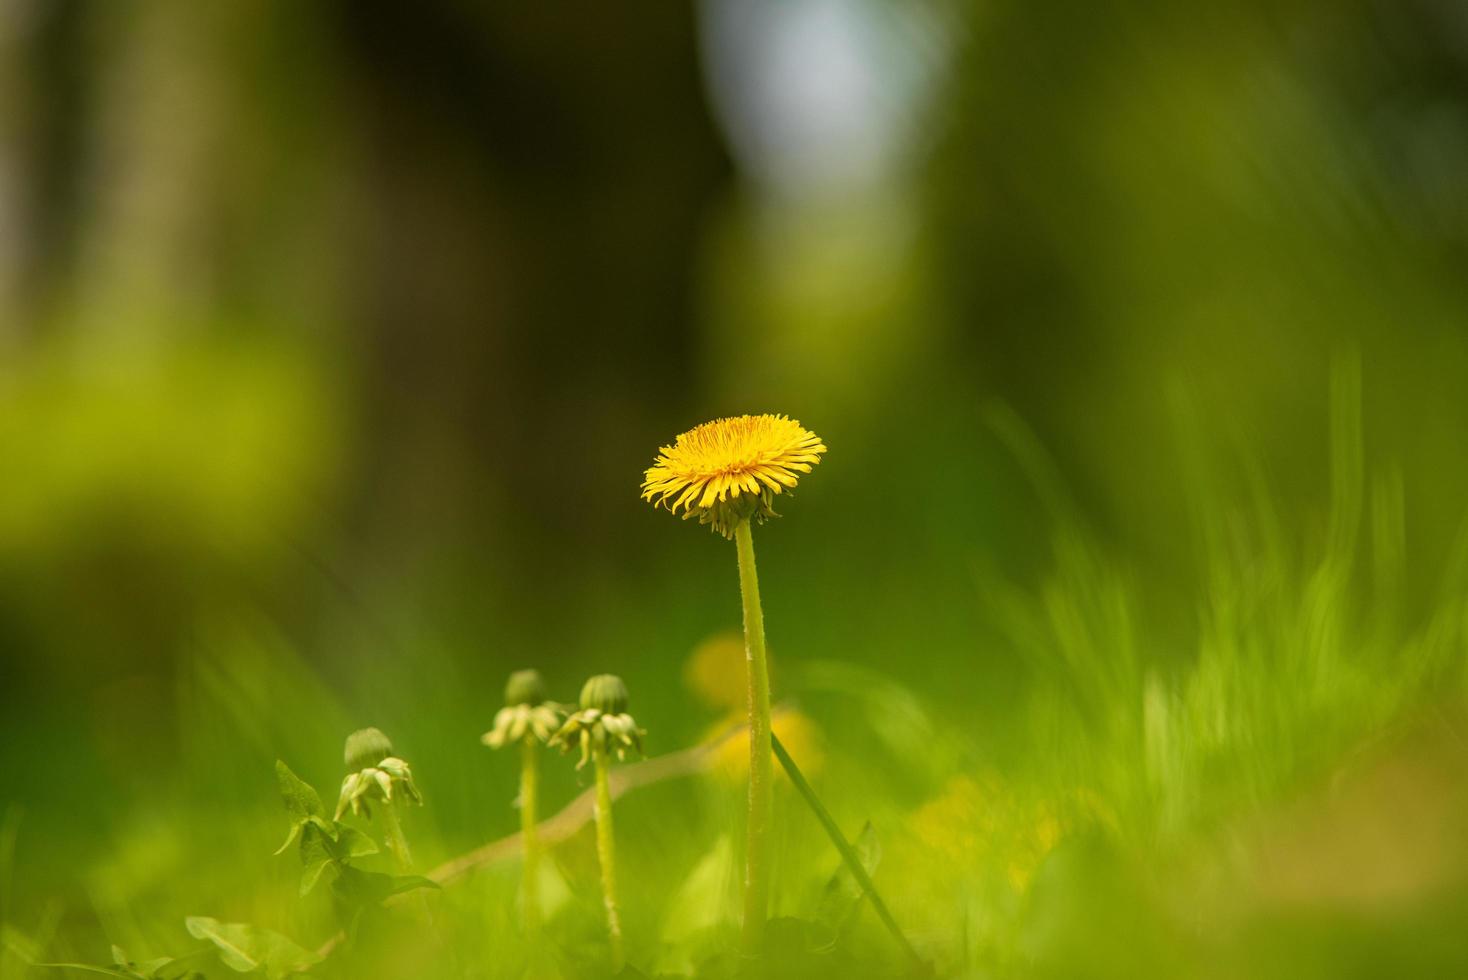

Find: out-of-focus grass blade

[815,821,881,933]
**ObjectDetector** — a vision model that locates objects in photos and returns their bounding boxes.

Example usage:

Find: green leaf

[28,965,137,978]
[331,867,439,914]
[274,762,331,855]
[277,761,327,823]
[814,821,882,933]
[332,825,379,860]
[184,917,320,980]
[295,820,377,896]
[33,944,194,980]
[141,957,197,980]
[297,821,338,896]
[385,874,439,897]
[299,854,337,897]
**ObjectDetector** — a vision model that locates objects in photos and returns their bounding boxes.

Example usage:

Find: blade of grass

[771,734,927,974]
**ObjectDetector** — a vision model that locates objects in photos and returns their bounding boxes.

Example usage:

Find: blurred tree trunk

[329,2,729,583]
[0,0,729,604]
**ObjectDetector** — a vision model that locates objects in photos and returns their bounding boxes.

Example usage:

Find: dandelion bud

[580,674,630,715]
[551,675,645,768]
[344,727,394,772]
[505,668,548,707]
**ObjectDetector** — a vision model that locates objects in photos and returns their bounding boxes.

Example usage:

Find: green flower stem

[380,801,413,873]
[521,738,541,934]
[381,796,447,957]
[593,745,625,972]
[772,734,926,973]
[733,519,773,955]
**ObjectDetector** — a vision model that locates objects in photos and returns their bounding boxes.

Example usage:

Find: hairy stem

[380,801,413,873]
[734,520,773,955]
[521,738,541,935]
[593,746,625,972]
[381,797,446,953]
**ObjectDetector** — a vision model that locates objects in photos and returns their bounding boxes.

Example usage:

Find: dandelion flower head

[641,414,827,538]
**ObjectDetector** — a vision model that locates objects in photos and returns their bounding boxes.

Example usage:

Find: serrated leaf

[184,917,320,980]
[814,821,882,933]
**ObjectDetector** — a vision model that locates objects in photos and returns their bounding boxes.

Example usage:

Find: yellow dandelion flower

[641,414,827,538]
[641,414,828,953]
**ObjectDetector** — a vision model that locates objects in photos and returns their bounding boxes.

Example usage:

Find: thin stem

[381,797,448,958]
[521,738,541,935]
[593,746,625,972]
[380,801,413,873]
[734,520,773,955]
[316,724,761,962]
[772,734,927,973]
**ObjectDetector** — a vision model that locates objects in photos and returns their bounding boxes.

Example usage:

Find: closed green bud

[551,677,644,768]
[505,668,548,707]
[580,674,630,714]
[344,727,394,771]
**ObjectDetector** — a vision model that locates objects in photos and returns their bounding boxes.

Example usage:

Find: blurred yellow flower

[685,631,751,712]
[709,706,823,783]
[900,774,1077,894]
[641,414,826,537]
[683,632,818,780]
[905,774,993,866]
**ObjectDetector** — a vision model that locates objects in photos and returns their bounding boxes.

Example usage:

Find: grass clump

[6,383,1468,979]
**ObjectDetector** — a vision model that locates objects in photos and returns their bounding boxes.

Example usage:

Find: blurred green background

[4,0,1468,976]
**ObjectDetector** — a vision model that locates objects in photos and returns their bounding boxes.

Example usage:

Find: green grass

[4,364,1467,978]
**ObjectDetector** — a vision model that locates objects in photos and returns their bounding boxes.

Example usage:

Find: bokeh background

[4,0,1468,976]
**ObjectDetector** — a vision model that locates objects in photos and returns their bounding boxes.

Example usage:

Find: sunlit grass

[4,365,1467,978]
